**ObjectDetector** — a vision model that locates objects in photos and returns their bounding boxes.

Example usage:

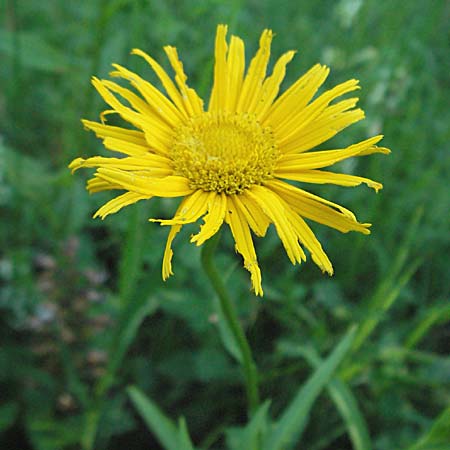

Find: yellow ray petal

[99,109,117,123]
[70,153,171,171]
[246,185,306,264]
[276,135,385,170]
[280,100,365,153]
[101,136,149,157]
[69,156,131,172]
[226,196,263,296]
[225,35,245,112]
[93,191,149,219]
[162,223,182,280]
[236,29,273,113]
[87,176,122,193]
[91,78,171,156]
[235,192,270,237]
[82,120,147,147]
[99,79,152,113]
[284,207,333,275]
[191,192,227,245]
[150,189,211,225]
[275,79,361,145]
[267,179,371,234]
[131,48,189,118]
[164,46,204,116]
[91,77,143,127]
[159,192,210,279]
[253,50,296,119]
[209,24,229,112]
[262,64,329,126]
[99,79,175,150]
[110,63,184,125]
[358,146,391,156]
[100,79,173,138]
[275,168,383,192]
[96,168,193,197]
[69,155,173,179]
[101,137,171,161]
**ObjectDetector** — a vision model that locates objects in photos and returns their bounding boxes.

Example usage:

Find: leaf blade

[264,326,357,450]
[127,386,180,450]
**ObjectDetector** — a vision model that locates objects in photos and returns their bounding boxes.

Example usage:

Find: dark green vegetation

[1,0,449,449]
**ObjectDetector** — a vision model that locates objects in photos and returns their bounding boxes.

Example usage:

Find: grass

[0,0,449,449]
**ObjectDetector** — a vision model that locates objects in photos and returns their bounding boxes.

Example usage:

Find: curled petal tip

[68,157,84,173]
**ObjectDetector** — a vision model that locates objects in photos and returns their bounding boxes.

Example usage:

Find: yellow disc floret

[171,112,279,194]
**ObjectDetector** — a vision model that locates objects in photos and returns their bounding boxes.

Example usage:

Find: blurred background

[1,0,449,449]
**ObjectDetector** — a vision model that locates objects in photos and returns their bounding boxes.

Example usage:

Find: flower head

[69,25,390,296]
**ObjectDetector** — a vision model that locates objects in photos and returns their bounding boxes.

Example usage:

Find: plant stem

[201,232,260,415]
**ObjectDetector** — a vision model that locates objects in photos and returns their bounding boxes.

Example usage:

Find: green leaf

[226,401,271,450]
[127,386,195,450]
[213,292,243,363]
[0,402,19,432]
[264,326,357,450]
[211,260,243,364]
[128,386,178,450]
[406,406,450,450]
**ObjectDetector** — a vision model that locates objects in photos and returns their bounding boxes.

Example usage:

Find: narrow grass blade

[226,401,271,450]
[351,206,424,353]
[242,401,271,450]
[264,326,357,450]
[404,302,450,349]
[58,339,89,407]
[128,386,179,450]
[352,258,422,352]
[82,272,158,449]
[303,348,372,450]
[96,295,158,397]
[177,418,195,450]
[406,406,450,450]
[128,386,196,450]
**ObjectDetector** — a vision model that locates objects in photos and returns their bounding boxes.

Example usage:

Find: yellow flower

[69,25,390,296]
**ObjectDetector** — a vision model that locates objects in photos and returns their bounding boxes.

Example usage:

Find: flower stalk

[201,232,260,415]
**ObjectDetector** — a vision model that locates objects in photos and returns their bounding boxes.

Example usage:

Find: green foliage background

[0,0,449,449]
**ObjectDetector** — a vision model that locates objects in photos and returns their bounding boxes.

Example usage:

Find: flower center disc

[171,112,279,194]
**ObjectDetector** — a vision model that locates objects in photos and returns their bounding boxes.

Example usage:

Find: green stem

[201,233,260,415]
